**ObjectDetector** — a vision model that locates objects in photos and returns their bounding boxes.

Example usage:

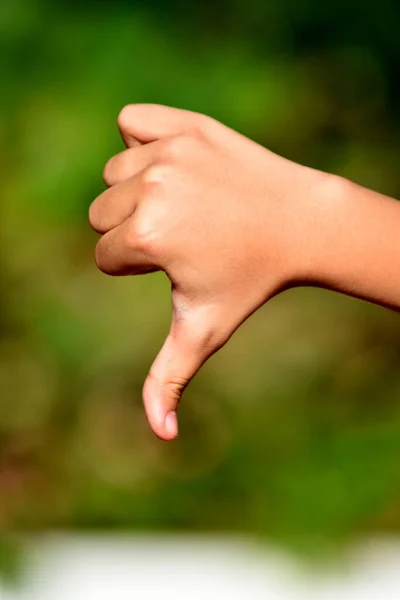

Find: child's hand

[90,104,400,440]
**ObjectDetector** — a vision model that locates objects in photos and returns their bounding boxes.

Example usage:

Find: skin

[89,104,400,441]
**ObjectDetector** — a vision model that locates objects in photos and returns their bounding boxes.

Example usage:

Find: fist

[89,104,318,440]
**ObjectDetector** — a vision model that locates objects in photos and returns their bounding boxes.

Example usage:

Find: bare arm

[303,177,400,312]
[89,104,400,440]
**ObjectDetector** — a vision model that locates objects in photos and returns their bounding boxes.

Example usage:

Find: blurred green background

[1,0,400,576]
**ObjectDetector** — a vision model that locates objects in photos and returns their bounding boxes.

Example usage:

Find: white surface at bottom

[1,536,399,600]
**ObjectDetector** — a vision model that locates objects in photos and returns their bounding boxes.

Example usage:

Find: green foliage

[1,0,400,572]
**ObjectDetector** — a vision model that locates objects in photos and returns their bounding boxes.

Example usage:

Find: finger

[89,176,143,234]
[94,216,157,276]
[142,316,217,441]
[118,103,211,146]
[103,141,162,187]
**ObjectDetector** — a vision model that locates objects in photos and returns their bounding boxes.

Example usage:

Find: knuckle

[102,157,115,186]
[141,163,171,186]
[88,201,97,229]
[190,112,217,139]
[166,376,189,398]
[130,212,162,254]
[147,372,188,402]
[88,198,103,232]
[94,238,109,274]
[117,104,135,131]
[164,134,196,160]
[103,153,134,186]
[88,187,115,233]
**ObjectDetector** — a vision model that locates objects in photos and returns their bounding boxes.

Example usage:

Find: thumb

[143,316,217,441]
[118,104,208,147]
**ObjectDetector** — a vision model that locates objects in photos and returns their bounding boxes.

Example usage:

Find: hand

[89,104,321,440]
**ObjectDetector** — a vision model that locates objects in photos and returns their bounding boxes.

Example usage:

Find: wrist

[294,169,400,310]
[291,170,351,289]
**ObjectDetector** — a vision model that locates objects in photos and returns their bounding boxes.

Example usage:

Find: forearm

[307,175,400,311]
